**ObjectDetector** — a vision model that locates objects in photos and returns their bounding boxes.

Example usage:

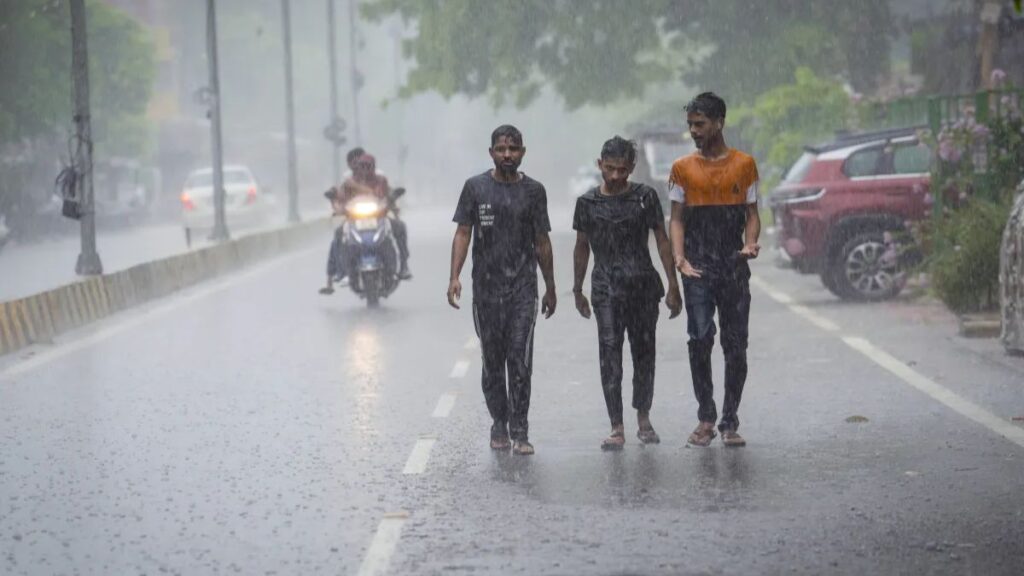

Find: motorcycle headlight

[348,201,380,217]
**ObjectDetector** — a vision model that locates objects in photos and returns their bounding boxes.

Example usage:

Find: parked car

[180,165,275,242]
[769,127,931,301]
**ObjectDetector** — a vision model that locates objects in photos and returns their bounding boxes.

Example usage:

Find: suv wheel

[828,232,904,301]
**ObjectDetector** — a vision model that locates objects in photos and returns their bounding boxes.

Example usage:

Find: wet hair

[600,136,637,164]
[346,147,366,164]
[685,92,727,121]
[491,124,523,147]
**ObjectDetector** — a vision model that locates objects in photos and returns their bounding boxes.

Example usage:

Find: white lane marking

[449,359,470,379]
[431,393,457,418]
[843,336,1024,449]
[0,247,318,381]
[463,336,480,350]
[357,512,409,576]
[789,304,840,332]
[750,276,793,304]
[402,437,437,475]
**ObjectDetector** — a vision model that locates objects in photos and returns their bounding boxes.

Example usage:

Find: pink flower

[992,68,1007,87]
[924,192,934,205]
[938,139,962,163]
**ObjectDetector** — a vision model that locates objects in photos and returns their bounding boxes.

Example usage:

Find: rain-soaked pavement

[2,209,1023,575]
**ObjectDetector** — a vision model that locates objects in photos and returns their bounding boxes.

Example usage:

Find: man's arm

[653,224,682,318]
[536,232,557,318]
[670,202,701,278]
[447,224,471,309]
[572,231,591,319]
[739,203,762,259]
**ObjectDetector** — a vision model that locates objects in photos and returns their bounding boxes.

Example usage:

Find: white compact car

[180,165,274,239]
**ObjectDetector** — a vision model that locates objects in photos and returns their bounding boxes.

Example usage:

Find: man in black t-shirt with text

[447,125,557,456]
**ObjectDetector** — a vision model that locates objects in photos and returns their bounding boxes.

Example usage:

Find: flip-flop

[512,440,535,455]
[637,427,661,445]
[686,425,716,447]
[490,436,511,451]
[601,430,625,451]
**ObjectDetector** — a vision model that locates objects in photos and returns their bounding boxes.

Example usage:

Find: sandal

[512,439,534,455]
[601,429,625,451]
[686,423,716,447]
[636,426,660,445]
[490,422,510,450]
[721,429,746,447]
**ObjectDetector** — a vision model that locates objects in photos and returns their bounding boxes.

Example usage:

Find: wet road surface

[2,210,1023,575]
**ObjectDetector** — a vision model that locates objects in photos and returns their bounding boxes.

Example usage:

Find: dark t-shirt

[453,171,551,301]
[573,183,665,304]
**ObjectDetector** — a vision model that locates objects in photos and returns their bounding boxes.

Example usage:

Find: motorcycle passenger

[341,154,412,281]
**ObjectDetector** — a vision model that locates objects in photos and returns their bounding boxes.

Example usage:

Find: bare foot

[601,425,625,451]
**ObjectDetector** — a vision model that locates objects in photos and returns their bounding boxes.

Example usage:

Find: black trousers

[473,295,538,441]
[390,217,409,265]
[683,276,751,432]
[593,298,659,426]
[326,228,345,279]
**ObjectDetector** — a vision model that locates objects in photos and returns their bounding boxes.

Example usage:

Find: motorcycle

[339,187,406,308]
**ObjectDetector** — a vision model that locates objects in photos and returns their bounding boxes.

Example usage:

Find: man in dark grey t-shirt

[447,125,557,456]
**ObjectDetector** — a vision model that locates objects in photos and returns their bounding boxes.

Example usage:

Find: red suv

[769,127,931,300]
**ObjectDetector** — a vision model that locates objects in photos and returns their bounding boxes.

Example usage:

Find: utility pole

[978,1,1002,90]
[70,0,102,275]
[390,23,406,183]
[206,0,229,242]
[327,0,341,184]
[348,0,362,145]
[282,0,300,223]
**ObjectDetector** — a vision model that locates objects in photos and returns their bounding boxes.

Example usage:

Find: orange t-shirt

[668,149,759,277]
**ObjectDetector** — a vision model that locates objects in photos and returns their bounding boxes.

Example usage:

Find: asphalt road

[2,209,1023,575]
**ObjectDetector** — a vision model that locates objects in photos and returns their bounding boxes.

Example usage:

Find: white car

[180,165,274,237]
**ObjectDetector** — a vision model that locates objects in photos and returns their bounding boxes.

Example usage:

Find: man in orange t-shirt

[668,92,761,448]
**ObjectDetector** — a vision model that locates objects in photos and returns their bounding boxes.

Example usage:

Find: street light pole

[327,0,341,184]
[348,0,362,145]
[70,0,102,275]
[282,0,300,223]
[206,0,229,242]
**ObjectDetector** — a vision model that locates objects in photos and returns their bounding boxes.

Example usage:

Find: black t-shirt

[573,183,665,304]
[453,171,551,301]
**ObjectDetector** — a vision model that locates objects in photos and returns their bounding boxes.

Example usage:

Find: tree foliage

[0,0,155,156]
[362,0,892,110]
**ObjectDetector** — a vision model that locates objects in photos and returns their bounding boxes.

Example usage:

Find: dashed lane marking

[449,359,470,379]
[464,336,480,351]
[843,336,1024,449]
[357,511,409,576]
[431,393,457,418]
[402,436,437,475]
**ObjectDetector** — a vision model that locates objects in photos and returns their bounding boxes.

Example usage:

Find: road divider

[0,219,330,358]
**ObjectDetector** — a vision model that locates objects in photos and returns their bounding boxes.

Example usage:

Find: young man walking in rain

[572,136,682,450]
[669,92,761,448]
[447,125,557,456]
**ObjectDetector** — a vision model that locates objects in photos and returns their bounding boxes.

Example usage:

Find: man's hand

[574,291,591,319]
[541,287,557,319]
[666,285,682,318]
[447,278,462,309]
[739,243,761,259]
[675,256,703,278]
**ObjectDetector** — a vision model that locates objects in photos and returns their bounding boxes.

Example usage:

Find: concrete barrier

[0,218,329,358]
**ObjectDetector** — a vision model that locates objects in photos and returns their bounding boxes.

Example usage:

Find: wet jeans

[683,276,751,432]
[593,298,659,426]
[390,217,410,266]
[473,295,538,441]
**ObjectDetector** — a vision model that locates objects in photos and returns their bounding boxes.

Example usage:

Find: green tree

[362,0,892,109]
[0,0,155,156]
